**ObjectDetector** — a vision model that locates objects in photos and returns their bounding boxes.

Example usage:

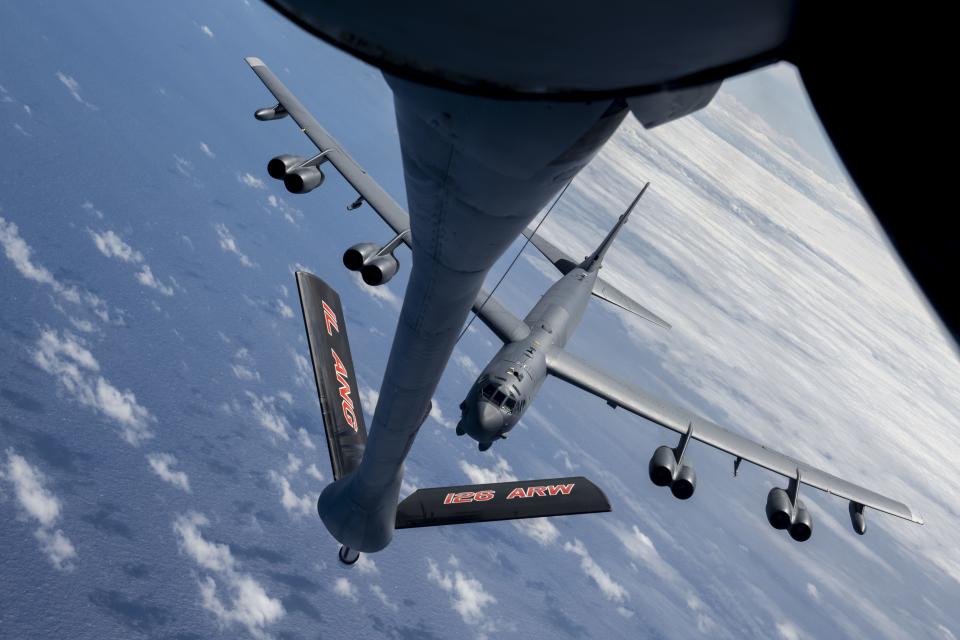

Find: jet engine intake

[766,483,814,542]
[789,502,813,542]
[267,154,305,180]
[671,464,696,500]
[343,243,380,272]
[648,444,696,499]
[362,254,399,286]
[648,445,677,487]
[765,487,794,530]
[284,166,325,194]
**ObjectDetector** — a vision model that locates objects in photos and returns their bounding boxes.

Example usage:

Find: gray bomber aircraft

[456,184,671,451]
[245,60,923,565]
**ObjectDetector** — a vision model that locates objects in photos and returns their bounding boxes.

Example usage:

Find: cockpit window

[503,397,517,412]
[492,390,507,405]
[481,383,497,399]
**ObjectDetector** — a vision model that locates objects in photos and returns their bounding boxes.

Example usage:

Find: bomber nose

[476,401,504,436]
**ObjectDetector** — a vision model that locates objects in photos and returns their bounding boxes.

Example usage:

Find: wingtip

[245,56,265,67]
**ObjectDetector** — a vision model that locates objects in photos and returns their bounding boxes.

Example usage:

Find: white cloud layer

[268,471,313,518]
[562,538,628,603]
[146,453,191,492]
[173,512,284,639]
[55,71,97,109]
[1,216,113,322]
[245,392,290,441]
[215,223,256,268]
[427,556,497,629]
[2,450,77,571]
[33,329,154,445]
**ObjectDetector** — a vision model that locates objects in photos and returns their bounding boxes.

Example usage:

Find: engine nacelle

[267,154,305,180]
[255,105,288,121]
[362,254,399,286]
[284,166,325,194]
[343,243,380,272]
[766,487,794,530]
[648,445,677,487]
[789,502,813,542]
[670,464,696,500]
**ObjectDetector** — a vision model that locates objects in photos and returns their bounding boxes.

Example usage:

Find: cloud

[200,25,214,38]
[358,385,379,418]
[333,577,358,602]
[32,329,154,445]
[87,228,175,296]
[454,352,479,376]
[173,154,193,178]
[55,71,97,109]
[291,351,313,389]
[231,364,261,382]
[608,523,681,585]
[298,429,317,451]
[554,449,578,471]
[426,557,497,629]
[776,620,802,640]
[370,584,398,611]
[305,463,324,481]
[350,272,400,309]
[136,265,175,296]
[238,173,265,190]
[429,402,455,429]
[215,223,256,268]
[562,538,628,603]
[245,392,290,441]
[3,450,77,571]
[275,299,294,318]
[268,471,313,518]
[356,554,378,575]
[200,142,216,158]
[146,453,191,492]
[0,216,113,322]
[459,456,516,484]
[285,454,301,474]
[173,512,284,639]
[80,202,105,219]
[89,229,142,263]
[265,195,303,225]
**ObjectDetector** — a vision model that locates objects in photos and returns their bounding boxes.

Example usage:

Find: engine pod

[362,254,399,285]
[766,487,793,530]
[284,166,325,193]
[789,502,813,542]
[670,464,696,500]
[267,154,304,179]
[648,445,677,488]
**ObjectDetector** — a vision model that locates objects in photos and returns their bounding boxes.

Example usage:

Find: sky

[1,2,959,640]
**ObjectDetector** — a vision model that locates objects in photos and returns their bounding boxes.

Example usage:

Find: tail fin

[583,182,649,271]
[296,272,367,480]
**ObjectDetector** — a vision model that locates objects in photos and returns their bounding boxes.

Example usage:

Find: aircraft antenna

[455,179,573,345]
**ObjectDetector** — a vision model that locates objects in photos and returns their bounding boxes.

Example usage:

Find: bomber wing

[545,347,923,527]
[245,57,412,244]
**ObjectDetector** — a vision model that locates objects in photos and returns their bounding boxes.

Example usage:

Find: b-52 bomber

[245,57,923,565]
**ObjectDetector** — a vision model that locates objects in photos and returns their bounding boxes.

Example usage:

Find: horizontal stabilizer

[522,228,579,275]
[395,476,610,529]
[593,279,671,329]
[296,272,367,480]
